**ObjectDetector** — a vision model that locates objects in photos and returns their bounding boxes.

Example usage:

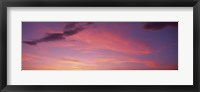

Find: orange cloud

[23,52,176,70]
[22,53,99,70]
[93,55,160,69]
[22,53,48,62]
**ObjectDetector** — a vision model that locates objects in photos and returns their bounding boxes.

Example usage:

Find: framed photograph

[0,0,199,92]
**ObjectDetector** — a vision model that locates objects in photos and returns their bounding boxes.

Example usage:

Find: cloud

[60,58,81,63]
[71,30,152,55]
[22,52,177,70]
[23,33,65,45]
[143,22,178,31]
[22,53,86,70]
[23,22,93,45]
[93,56,162,70]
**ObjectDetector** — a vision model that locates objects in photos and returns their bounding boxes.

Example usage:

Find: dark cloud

[63,23,77,29]
[143,22,178,31]
[23,33,65,45]
[23,41,38,45]
[64,26,84,36]
[23,22,93,45]
[39,33,65,42]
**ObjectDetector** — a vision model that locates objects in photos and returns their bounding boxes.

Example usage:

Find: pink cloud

[92,53,178,70]
[32,27,152,55]
[69,29,152,55]
[93,55,160,69]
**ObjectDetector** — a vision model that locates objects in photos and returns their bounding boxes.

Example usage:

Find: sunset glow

[22,22,178,70]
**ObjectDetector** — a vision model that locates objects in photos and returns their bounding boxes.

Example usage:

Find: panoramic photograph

[22,22,178,70]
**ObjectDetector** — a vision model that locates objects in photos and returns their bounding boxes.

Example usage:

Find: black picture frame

[0,0,199,92]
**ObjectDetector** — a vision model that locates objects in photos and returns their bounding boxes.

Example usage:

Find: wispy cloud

[22,52,95,70]
[23,22,93,45]
[71,30,152,55]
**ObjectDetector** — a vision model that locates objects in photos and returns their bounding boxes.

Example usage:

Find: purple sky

[22,22,178,70]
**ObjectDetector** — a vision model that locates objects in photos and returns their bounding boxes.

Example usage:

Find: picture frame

[0,0,199,92]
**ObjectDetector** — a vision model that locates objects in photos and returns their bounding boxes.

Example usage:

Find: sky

[22,22,178,70]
